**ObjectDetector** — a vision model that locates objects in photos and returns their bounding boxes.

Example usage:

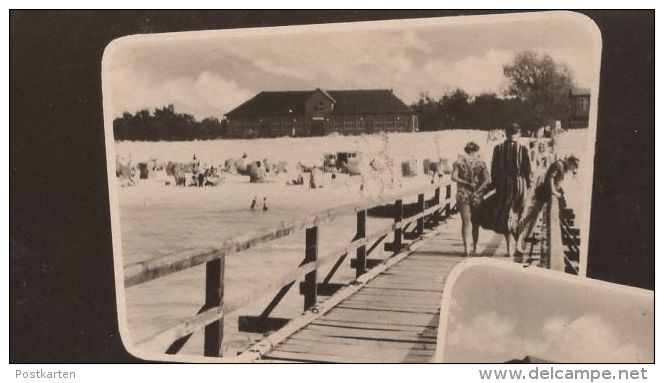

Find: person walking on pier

[452,142,491,257]
[481,123,532,257]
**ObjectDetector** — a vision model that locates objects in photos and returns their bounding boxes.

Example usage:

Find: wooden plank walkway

[260,215,507,363]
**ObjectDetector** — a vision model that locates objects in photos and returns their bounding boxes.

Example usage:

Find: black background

[10,10,654,363]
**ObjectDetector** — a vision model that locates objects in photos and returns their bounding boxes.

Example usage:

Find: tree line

[410,90,526,132]
[113,104,228,141]
[411,52,577,133]
[113,51,579,140]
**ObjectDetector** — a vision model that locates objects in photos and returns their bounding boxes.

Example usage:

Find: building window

[334,117,343,131]
[385,115,394,130]
[357,116,365,131]
[576,97,589,112]
[314,101,325,112]
[395,115,405,130]
[346,118,354,131]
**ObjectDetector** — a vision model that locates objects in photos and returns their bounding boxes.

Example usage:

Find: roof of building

[225,89,414,117]
[570,87,591,96]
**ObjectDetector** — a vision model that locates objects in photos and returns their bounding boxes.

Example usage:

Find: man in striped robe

[485,123,532,257]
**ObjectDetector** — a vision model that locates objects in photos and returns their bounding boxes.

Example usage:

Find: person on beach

[262,197,269,211]
[480,123,532,257]
[516,155,579,256]
[451,142,491,257]
[250,196,257,211]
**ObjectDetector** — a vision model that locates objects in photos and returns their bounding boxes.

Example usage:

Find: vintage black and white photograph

[98,11,651,363]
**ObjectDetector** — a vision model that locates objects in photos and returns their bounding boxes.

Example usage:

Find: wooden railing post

[445,183,452,217]
[303,226,318,311]
[416,193,425,236]
[355,210,367,277]
[393,199,403,255]
[433,187,441,225]
[203,255,225,357]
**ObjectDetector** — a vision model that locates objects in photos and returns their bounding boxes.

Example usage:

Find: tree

[439,88,470,129]
[412,93,443,131]
[503,51,575,132]
[113,105,228,141]
[471,93,503,130]
[412,90,517,131]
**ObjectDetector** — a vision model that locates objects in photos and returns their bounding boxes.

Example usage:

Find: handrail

[124,182,443,288]
[546,196,564,271]
[545,195,580,275]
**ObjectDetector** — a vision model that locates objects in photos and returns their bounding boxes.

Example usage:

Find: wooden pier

[122,178,580,363]
[261,217,473,363]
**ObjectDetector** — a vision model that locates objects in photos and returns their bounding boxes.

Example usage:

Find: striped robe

[484,139,532,235]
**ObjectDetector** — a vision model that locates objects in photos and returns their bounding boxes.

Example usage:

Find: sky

[439,263,653,363]
[104,12,601,120]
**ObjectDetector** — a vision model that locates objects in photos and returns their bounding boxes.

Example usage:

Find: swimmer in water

[250,196,257,211]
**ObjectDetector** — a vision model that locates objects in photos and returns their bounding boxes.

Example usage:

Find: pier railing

[545,195,580,275]
[123,181,455,358]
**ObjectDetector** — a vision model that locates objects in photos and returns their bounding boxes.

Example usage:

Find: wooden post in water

[204,255,225,357]
[355,210,367,277]
[303,226,318,311]
[393,199,403,255]
[417,193,425,236]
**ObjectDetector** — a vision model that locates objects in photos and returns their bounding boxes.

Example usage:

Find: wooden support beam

[433,187,441,225]
[355,210,367,278]
[260,282,295,318]
[564,250,580,261]
[204,256,225,357]
[561,236,581,247]
[322,253,347,284]
[416,193,425,236]
[563,227,580,236]
[366,234,388,256]
[303,227,318,311]
[392,199,403,256]
[165,304,207,354]
[165,334,192,355]
[445,184,454,216]
[560,208,575,219]
[560,225,581,247]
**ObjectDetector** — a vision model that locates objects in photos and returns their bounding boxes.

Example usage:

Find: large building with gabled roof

[224,88,418,138]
